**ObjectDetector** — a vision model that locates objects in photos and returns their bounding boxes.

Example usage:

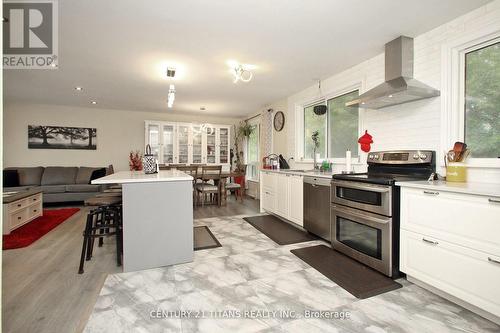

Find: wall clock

[273,111,285,132]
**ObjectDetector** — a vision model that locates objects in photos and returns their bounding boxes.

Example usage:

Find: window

[246,124,260,180]
[464,41,500,159]
[302,90,359,160]
[304,104,326,159]
[328,91,359,158]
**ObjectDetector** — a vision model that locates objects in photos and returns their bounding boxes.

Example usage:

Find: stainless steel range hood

[346,36,440,109]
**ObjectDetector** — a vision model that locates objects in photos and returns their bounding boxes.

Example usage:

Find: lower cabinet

[400,187,500,320]
[260,171,303,226]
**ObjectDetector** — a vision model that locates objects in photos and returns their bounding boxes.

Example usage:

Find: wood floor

[2,197,260,333]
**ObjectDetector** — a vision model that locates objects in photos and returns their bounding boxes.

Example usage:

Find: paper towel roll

[346,150,351,173]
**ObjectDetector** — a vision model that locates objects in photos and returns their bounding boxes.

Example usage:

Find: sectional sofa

[3,166,111,203]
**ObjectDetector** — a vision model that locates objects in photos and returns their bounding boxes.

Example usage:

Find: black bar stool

[78,204,123,274]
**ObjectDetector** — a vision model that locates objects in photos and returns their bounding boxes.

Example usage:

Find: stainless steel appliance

[331,150,435,277]
[304,176,331,241]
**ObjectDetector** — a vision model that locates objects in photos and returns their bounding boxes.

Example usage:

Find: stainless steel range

[331,150,436,277]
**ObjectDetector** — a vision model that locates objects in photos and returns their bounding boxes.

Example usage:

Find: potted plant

[129,150,143,171]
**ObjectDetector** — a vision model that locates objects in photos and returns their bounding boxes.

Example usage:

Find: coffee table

[3,188,43,235]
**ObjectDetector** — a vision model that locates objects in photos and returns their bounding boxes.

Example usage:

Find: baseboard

[407,275,500,325]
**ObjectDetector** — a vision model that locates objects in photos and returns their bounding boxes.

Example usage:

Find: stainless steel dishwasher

[303,176,331,241]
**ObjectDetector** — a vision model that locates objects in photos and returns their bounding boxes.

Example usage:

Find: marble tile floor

[84,215,499,333]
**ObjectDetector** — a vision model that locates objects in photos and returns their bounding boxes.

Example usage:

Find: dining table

[197,170,245,205]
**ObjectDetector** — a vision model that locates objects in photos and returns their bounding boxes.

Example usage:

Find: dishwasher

[303,176,331,241]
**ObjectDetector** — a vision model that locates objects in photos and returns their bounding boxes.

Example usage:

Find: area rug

[243,214,317,245]
[194,226,222,251]
[291,245,402,299]
[3,208,80,250]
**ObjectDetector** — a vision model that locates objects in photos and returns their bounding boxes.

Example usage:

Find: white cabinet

[289,175,304,226]
[145,121,231,165]
[400,186,500,320]
[3,192,43,235]
[260,171,304,226]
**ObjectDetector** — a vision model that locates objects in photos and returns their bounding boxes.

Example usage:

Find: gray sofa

[4,166,110,203]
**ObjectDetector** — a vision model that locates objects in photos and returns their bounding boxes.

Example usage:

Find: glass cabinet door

[206,126,216,164]
[162,124,175,163]
[177,125,189,164]
[192,125,203,164]
[219,127,229,164]
[146,123,160,161]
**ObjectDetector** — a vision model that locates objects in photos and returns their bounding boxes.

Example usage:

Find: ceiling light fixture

[75,86,83,91]
[167,84,175,108]
[227,60,255,83]
[90,101,97,105]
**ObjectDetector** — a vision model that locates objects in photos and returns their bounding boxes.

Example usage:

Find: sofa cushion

[66,184,101,193]
[3,186,36,192]
[41,167,78,185]
[7,167,44,186]
[76,167,100,184]
[40,185,67,194]
[3,170,20,187]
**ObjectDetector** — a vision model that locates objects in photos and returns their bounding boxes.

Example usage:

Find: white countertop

[92,170,193,184]
[261,169,334,179]
[396,180,500,197]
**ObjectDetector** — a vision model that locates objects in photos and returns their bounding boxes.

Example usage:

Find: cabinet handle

[18,216,22,220]
[488,257,500,265]
[488,198,500,204]
[423,191,439,196]
[422,238,439,245]
[17,204,22,207]
[311,184,317,187]
[33,209,37,212]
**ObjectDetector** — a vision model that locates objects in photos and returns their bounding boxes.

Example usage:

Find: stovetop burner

[332,150,436,185]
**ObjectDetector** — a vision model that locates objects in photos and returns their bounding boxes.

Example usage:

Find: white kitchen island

[92,170,193,272]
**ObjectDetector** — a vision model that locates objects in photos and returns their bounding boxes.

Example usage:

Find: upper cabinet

[145,121,231,165]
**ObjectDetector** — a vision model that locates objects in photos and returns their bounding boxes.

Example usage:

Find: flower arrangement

[129,150,143,171]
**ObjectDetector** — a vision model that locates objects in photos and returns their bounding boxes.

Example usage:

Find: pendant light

[313,80,327,115]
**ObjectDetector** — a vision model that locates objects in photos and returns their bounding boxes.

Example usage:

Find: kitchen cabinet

[145,121,231,165]
[260,171,304,226]
[399,186,500,322]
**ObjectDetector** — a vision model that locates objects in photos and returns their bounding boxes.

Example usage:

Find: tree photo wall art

[28,125,97,150]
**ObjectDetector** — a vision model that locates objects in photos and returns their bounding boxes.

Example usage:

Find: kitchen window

[302,90,359,160]
[464,41,499,159]
[246,124,260,180]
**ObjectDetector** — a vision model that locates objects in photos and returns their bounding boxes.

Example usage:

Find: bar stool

[78,205,123,274]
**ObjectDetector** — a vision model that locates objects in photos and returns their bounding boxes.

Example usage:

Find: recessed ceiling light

[388,94,393,98]
[90,101,97,105]
[75,86,83,91]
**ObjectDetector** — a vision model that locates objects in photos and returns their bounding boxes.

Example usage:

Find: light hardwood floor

[2,197,260,333]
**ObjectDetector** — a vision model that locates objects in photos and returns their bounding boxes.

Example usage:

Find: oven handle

[332,181,391,193]
[331,204,390,224]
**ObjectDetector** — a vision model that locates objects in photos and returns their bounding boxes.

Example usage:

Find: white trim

[441,26,500,169]
[294,82,362,163]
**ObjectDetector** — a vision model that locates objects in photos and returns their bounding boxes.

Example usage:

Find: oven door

[331,204,393,276]
[331,180,392,216]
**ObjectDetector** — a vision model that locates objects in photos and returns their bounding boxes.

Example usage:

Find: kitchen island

[92,170,193,272]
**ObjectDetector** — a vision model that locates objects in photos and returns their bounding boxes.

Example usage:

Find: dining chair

[196,165,222,206]
[176,165,199,207]
[226,165,247,202]
[158,164,171,170]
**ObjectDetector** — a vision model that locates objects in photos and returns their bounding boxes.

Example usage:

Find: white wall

[3,103,239,171]
[261,0,500,183]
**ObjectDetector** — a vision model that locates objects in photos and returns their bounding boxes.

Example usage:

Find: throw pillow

[89,168,106,184]
[3,170,20,187]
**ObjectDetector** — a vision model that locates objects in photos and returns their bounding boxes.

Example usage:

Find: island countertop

[92,170,193,184]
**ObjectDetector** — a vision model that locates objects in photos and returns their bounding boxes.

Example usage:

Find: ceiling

[3,0,491,117]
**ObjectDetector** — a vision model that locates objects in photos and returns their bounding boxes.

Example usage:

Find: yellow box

[446,163,467,182]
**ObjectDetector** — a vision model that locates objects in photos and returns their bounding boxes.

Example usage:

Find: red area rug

[3,208,80,250]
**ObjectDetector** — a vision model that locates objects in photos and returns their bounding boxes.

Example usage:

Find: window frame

[245,119,261,181]
[442,30,500,169]
[296,83,362,164]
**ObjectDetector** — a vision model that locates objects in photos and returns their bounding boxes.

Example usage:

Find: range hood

[346,36,440,109]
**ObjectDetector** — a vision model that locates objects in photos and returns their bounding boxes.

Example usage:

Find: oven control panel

[367,150,433,164]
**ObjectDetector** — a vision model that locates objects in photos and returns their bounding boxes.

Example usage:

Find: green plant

[238,122,254,137]
[311,130,320,149]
